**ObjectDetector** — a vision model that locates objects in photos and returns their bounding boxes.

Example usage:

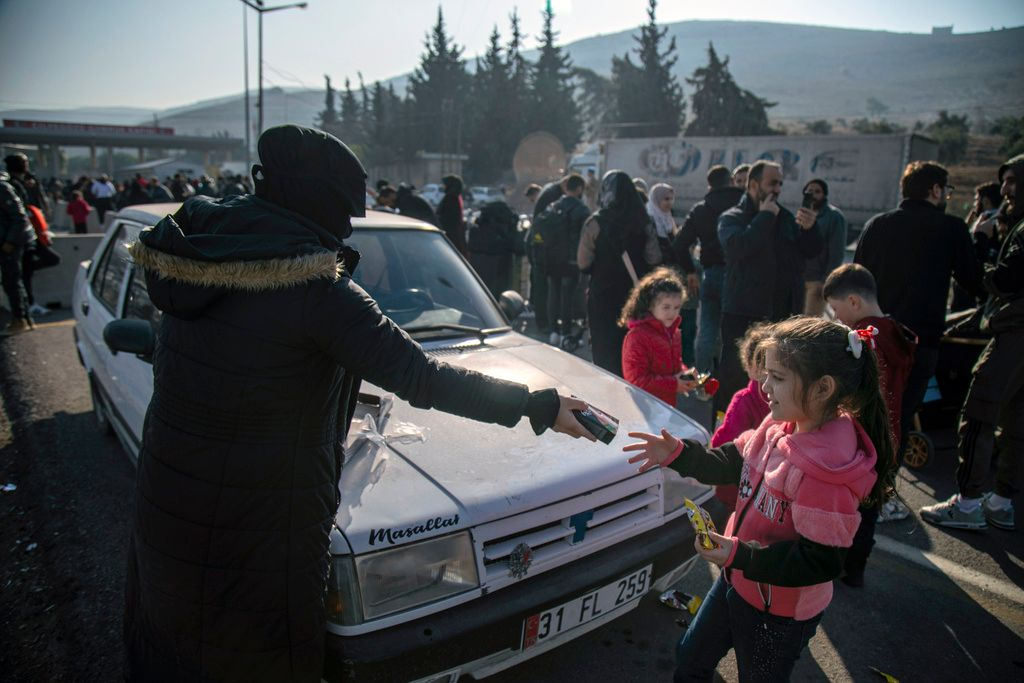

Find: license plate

[522,565,653,650]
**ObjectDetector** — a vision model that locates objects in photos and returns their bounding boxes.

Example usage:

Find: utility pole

[239,0,308,138]
[243,3,251,168]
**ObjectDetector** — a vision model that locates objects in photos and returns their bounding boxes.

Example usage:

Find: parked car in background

[470,186,506,206]
[73,204,715,682]
[418,183,445,208]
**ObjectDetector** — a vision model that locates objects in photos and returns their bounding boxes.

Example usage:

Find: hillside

[4,20,1021,140]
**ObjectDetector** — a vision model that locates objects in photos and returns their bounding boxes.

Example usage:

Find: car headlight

[327,532,479,625]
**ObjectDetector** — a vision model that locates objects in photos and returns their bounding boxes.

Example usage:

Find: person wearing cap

[920,154,1024,531]
[800,178,847,316]
[123,125,594,682]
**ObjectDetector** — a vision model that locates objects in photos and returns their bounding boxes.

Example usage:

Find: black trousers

[21,244,61,306]
[546,267,580,336]
[588,294,626,377]
[898,345,940,461]
[1,246,27,319]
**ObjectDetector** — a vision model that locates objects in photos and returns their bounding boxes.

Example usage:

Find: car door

[115,257,160,451]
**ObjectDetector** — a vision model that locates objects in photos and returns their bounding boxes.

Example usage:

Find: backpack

[533,198,572,270]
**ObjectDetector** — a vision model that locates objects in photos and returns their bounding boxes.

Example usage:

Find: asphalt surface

[2,310,1023,682]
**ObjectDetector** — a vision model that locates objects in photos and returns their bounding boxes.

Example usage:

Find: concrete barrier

[30,234,104,309]
[52,200,102,232]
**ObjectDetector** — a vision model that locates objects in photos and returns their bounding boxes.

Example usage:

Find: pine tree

[339,77,364,146]
[685,43,775,136]
[574,67,614,140]
[529,1,580,149]
[466,26,513,182]
[407,6,470,155]
[316,75,340,135]
[505,9,531,151]
[609,0,685,138]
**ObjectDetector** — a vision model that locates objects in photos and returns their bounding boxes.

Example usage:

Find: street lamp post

[239,0,308,139]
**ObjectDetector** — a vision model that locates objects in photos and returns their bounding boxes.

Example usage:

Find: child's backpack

[532,197,571,270]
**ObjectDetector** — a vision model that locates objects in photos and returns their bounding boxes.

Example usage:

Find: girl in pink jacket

[624,317,894,681]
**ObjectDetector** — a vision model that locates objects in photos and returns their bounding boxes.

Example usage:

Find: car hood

[335,333,710,555]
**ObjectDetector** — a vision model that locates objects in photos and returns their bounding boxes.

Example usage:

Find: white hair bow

[847,326,879,359]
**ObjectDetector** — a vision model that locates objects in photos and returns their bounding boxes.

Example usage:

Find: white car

[418,183,445,208]
[470,186,505,206]
[72,204,715,682]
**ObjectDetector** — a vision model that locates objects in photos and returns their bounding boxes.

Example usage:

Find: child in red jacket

[825,263,916,586]
[66,190,91,233]
[619,268,698,406]
[624,317,894,681]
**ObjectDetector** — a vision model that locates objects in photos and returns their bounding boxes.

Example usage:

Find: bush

[991,116,1024,158]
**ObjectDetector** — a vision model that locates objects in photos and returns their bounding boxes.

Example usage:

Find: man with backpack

[468,199,524,297]
[534,173,590,346]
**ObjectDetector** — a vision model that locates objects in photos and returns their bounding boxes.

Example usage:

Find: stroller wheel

[904,431,934,469]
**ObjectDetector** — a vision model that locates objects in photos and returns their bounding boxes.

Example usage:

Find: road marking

[874,534,1024,606]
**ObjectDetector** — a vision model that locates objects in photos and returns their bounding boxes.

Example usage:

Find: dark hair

[377,186,397,200]
[900,161,948,200]
[762,317,895,507]
[565,173,586,193]
[738,321,773,377]
[524,183,541,199]
[803,178,829,196]
[707,165,732,190]
[732,163,751,177]
[617,267,685,327]
[748,160,780,185]
[823,263,878,302]
[974,181,1001,209]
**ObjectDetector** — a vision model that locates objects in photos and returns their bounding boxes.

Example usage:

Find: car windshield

[345,228,506,335]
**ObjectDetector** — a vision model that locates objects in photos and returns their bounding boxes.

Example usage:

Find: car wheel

[89,376,114,436]
[903,431,933,469]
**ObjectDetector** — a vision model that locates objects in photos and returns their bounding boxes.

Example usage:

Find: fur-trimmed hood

[131,194,344,319]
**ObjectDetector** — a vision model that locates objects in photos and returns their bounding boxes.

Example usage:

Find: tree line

[316,0,775,184]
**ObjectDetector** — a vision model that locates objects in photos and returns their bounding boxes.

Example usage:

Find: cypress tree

[316,75,340,135]
[466,26,513,182]
[529,0,580,149]
[407,6,470,155]
[686,42,775,136]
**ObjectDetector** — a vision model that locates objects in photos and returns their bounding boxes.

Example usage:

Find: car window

[91,224,131,314]
[124,267,162,330]
[345,229,505,332]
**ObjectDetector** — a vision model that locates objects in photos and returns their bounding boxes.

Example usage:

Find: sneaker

[877,498,911,523]
[548,332,562,346]
[28,304,50,317]
[920,495,987,530]
[0,318,33,337]
[982,493,1015,531]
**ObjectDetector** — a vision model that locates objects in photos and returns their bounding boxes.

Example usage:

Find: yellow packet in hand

[683,498,719,550]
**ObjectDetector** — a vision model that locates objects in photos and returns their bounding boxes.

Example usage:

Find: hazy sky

[1,0,1021,111]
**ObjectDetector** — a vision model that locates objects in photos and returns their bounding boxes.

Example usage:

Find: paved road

[2,312,1022,681]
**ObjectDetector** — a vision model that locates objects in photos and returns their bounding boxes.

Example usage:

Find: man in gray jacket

[0,170,35,336]
[801,178,847,316]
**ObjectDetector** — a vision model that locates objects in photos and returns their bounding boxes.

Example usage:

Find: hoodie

[622,314,685,406]
[671,414,877,620]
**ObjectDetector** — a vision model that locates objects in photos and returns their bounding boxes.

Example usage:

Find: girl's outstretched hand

[623,429,681,472]
[695,531,734,567]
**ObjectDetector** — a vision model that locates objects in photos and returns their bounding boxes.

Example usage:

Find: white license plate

[522,565,653,650]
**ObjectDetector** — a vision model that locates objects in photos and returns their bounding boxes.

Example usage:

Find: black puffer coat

[125,195,547,682]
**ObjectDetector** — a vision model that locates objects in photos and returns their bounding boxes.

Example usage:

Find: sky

[1,0,1022,112]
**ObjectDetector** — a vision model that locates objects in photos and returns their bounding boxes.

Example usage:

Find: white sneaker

[548,332,562,346]
[877,498,910,523]
[28,304,50,317]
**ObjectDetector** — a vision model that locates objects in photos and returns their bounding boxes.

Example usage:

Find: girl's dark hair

[737,321,772,377]
[762,316,895,507]
[617,267,684,328]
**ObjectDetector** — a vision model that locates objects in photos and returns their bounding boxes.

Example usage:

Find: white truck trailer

[570,133,939,228]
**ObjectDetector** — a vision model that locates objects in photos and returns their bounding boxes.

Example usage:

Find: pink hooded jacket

[722,414,877,620]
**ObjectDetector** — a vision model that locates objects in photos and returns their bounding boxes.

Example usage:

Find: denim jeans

[675,576,821,682]
[696,265,725,374]
[546,269,580,336]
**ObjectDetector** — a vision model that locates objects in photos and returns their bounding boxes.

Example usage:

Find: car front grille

[474,472,664,590]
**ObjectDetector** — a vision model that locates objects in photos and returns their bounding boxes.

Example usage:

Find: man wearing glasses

[854,161,986,466]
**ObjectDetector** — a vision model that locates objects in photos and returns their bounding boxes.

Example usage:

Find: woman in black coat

[576,170,661,376]
[436,173,468,256]
[123,125,591,683]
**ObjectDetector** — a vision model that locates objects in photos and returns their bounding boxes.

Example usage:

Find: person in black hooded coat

[123,125,593,683]
[436,174,467,255]
[576,170,661,376]
[395,183,437,225]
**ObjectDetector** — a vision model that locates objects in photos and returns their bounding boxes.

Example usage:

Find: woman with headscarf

[577,170,661,376]
[647,182,697,366]
[436,174,467,256]
[123,125,594,682]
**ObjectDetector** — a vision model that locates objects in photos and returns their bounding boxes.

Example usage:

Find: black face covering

[253,125,367,240]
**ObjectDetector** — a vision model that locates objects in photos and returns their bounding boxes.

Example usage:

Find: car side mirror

[104,319,156,362]
[498,290,525,321]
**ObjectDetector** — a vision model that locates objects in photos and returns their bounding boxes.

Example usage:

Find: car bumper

[323,496,727,682]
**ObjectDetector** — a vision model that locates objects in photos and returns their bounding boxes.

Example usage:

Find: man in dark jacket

[715,160,822,409]
[921,154,1024,530]
[468,198,523,297]
[526,178,567,335]
[436,174,467,255]
[0,170,35,335]
[395,183,437,225]
[855,161,985,458]
[672,165,743,373]
[123,125,593,683]
[542,173,590,344]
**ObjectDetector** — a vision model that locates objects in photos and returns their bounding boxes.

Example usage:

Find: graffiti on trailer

[638,141,703,179]
[811,149,859,183]
[757,149,802,181]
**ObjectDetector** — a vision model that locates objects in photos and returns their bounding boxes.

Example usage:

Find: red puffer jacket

[622,314,685,406]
